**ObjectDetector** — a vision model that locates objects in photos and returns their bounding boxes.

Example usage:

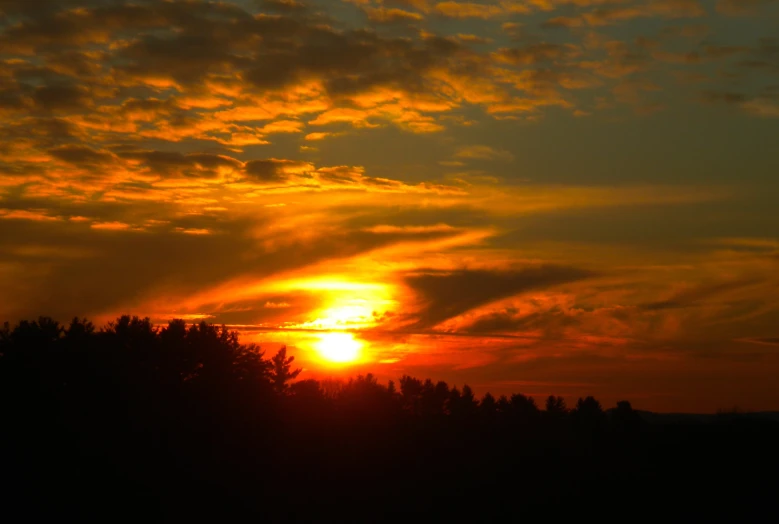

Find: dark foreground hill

[2,316,778,520]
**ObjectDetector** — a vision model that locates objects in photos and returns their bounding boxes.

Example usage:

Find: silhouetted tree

[338,373,399,426]
[572,396,606,434]
[418,379,449,416]
[545,395,567,415]
[446,384,478,418]
[575,396,603,416]
[399,374,423,415]
[319,377,345,400]
[509,393,539,423]
[289,379,329,419]
[291,379,324,398]
[1,317,63,357]
[480,392,497,417]
[496,394,511,414]
[65,317,95,340]
[270,346,301,394]
[612,400,642,434]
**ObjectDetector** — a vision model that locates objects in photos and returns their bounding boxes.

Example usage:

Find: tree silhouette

[496,394,511,414]
[452,384,478,417]
[575,396,603,416]
[509,393,539,422]
[479,392,497,418]
[399,374,423,415]
[545,395,567,415]
[612,400,642,433]
[270,346,301,394]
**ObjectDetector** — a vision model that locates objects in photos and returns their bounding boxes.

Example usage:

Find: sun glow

[292,282,396,331]
[315,332,362,363]
[302,303,375,330]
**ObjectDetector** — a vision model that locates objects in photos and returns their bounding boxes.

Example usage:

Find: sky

[1,0,778,412]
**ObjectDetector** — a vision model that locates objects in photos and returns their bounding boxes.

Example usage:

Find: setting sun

[315,332,362,363]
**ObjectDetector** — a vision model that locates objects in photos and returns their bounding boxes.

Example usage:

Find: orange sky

[1,0,778,412]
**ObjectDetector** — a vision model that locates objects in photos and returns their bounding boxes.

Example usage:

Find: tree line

[0,315,631,421]
[1,316,777,520]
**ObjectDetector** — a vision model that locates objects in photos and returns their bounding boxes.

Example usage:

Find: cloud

[716,0,778,16]
[364,7,424,22]
[455,145,514,161]
[542,16,586,28]
[304,132,330,141]
[741,98,779,117]
[463,305,578,335]
[244,159,314,183]
[91,221,133,231]
[174,227,212,235]
[260,0,308,13]
[741,337,779,346]
[119,150,244,179]
[639,278,763,311]
[0,209,61,222]
[260,120,305,134]
[264,301,291,308]
[32,84,94,112]
[582,0,706,26]
[496,43,580,66]
[48,145,115,166]
[403,266,594,329]
[434,2,522,19]
[0,0,772,170]
[700,91,749,105]
[700,90,779,118]
[364,224,456,234]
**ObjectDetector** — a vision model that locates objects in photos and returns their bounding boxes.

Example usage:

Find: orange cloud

[90,221,134,231]
[365,7,424,22]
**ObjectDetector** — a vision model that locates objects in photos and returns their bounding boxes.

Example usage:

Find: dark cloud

[364,7,424,24]
[244,28,467,97]
[640,278,762,311]
[497,44,579,66]
[744,337,779,346]
[118,150,242,179]
[244,159,312,182]
[32,84,92,112]
[117,32,245,86]
[716,0,778,16]
[259,0,309,14]
[465,305,578,335]
[704,45,749,59]
[4,117,78,144]
[700,90,749,105]
[404,266,594,329]
[542,17,584,29]
[188,154,242,171]
[0,217,259,321]
[48,145,114,166]
[1,0,473,102]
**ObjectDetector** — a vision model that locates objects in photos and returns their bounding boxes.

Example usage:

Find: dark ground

[2,317,777,520]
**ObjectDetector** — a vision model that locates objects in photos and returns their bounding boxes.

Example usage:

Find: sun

[315,332,362,363]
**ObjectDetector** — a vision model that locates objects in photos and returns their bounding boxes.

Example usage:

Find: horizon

[3,313,777,415]
[1,0,779,414]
